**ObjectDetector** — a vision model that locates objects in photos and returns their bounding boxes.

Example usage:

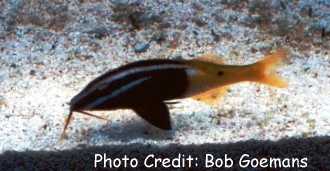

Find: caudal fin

[249,49,289,88]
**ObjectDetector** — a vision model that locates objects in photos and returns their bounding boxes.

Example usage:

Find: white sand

[0,0,329,169]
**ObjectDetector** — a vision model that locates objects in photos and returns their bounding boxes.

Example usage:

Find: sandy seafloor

[0,0,329,170]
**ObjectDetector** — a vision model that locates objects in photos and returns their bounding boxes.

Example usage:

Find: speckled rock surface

[0,0,329,170]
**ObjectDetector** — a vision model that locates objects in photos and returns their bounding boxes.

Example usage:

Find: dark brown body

[69,60,190,130]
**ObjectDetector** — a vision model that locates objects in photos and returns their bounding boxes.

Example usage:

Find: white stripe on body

[85,76,151,109]
[98,64,188,90]
[77,64,190,102]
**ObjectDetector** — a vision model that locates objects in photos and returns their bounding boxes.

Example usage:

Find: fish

[60,49,289,139]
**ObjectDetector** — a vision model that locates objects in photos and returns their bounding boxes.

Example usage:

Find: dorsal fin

[194,54,225,65]
[191,85,229,105]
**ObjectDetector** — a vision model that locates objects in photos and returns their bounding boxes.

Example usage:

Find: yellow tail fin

[249,49,289,88]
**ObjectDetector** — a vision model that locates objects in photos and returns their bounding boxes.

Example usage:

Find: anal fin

[132,102,171,130]
[191,85,229,105]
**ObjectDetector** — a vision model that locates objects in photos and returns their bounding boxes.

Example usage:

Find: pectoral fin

[191,86,229,105]
[132,102,171,130]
